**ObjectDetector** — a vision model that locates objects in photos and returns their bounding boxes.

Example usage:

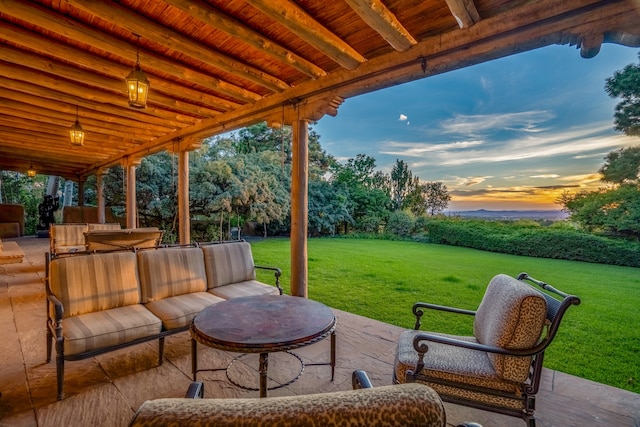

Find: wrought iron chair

[393,273,580,427]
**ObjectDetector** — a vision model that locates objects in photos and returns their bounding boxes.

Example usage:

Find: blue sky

[314,44,640,211]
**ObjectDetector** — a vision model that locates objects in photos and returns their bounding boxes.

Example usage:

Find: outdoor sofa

[45,240,281,400]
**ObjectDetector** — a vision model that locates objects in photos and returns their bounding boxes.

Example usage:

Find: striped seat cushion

[144,292,223,330]
[62,304,162,355]
[209,280,279,299]
[137,247,207,303]
[201,242,256,290]
[49,251,141,317]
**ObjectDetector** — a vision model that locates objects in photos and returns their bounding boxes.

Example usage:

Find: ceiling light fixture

[126,35,150,109]
[69,106,85,146]
[27,163,36,178]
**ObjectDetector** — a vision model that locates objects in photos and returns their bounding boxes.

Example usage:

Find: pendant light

[126,36,150,109]
[69,106,85,146]
[27,163,36,178]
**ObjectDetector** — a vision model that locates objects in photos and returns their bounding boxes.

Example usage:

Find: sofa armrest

[255,265,283,295]
[185,382,204,398]
[47,293,64,321]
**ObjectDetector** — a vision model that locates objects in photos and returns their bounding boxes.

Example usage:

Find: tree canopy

[605,53,640,137]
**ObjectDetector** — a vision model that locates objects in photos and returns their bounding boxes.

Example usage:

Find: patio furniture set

[44,235,579,426]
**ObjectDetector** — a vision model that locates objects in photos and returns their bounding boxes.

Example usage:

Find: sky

[314,44,640,212]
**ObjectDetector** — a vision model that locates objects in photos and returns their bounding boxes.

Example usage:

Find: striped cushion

[62,304,161,355]
[51,224,88,248]
[201,242,256,289]
[209,280,279,299]
[87,223,121,231]
[49,251,141,317]
[137,247,207,303]
[144,292,223,330]
[474,274,547,382]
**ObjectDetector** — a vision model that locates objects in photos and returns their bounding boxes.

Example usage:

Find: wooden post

[290,118,309,298]
[126,161,137,229]
[178,150,190,244]
[96,169,106,224]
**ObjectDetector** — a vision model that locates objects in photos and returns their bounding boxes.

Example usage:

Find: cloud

[440,110,556,136]
[530,174,560,178]
[399,114,408,121]
[454,176,493,186]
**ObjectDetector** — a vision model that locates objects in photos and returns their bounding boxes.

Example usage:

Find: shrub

[385,211,415,237]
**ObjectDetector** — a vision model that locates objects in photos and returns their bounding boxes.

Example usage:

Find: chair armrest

[412,302,476,330]
[412,331,545,357]
[255,265,283,295]
[185,382,204,398]
[351,370,373,389]
[47,294,64,321]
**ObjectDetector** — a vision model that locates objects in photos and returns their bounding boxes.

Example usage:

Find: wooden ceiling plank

[245,0,367,70]
[0,45,223,119]
[0,0,261,103]
[67,0,290,92]
[0,21,242,112]
[163,0,326,79]
[343,0,417,52]
[0,62,199,125]
[0,83,179,132]
[444,0,480,28]
[0,104,160,141]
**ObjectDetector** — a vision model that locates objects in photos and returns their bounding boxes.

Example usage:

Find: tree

[418,182,451,216]
[605,53,640,136]
[389,159,416,210]
[599,146,640,184]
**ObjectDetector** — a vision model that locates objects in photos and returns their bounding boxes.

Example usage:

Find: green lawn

[251,237,640,394]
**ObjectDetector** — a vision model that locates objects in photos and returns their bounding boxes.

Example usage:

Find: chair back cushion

[130,383,446,427]
[201,242,256,289]
[51,223,89,248]
[49,251,140,317]
[137,247,207,302]
[474,274,547,382]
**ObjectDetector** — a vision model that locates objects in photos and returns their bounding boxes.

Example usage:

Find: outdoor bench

[45,240,281,400]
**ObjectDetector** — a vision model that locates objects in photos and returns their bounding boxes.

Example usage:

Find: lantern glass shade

[27,163,36,178]
[126,64,150,109]
[69,119,85,146]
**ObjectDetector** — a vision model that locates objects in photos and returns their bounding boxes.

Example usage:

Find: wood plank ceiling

[0,0,638,180]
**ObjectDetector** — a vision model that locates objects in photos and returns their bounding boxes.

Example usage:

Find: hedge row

[424,219,640,268]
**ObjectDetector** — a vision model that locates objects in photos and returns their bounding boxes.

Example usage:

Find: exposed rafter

[344,0,417,52]
[445,0,481,28]
[245,0,367,70]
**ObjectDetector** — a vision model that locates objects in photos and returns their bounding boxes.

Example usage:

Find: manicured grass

[251,237,640,394]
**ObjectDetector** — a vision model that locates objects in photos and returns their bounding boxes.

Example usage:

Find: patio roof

[1,0,638,180]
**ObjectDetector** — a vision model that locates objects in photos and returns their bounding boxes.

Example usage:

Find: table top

[191,294,336,353]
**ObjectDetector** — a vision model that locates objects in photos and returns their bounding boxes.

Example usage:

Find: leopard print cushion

[129,383,446,427]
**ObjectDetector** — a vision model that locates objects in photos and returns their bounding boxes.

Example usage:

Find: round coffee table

[190,294,336,397]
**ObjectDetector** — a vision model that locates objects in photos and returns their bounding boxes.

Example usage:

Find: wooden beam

[163,0,326,79]
[245,0,367,70]
[444,0,481,28]
[68,0,290,92]
[0,21,242,112]
[0,83,185,133]
[0,63,199,125]
[343,0,417,52]
[0,45,223,119]
[0,0,261,104]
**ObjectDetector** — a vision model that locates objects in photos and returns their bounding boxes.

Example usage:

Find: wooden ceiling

[0,0,638,180]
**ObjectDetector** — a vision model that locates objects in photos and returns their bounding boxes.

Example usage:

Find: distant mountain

[448,209,569,220]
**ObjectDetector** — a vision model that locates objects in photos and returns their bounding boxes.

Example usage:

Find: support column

[290,119,309,298]
[96,169,106,224]
[126,161,138,229]
[178,151,190,244]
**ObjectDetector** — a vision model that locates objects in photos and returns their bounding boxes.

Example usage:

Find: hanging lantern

[27,163,36,178]
[126,37,150,109]
[69,106,85,146]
